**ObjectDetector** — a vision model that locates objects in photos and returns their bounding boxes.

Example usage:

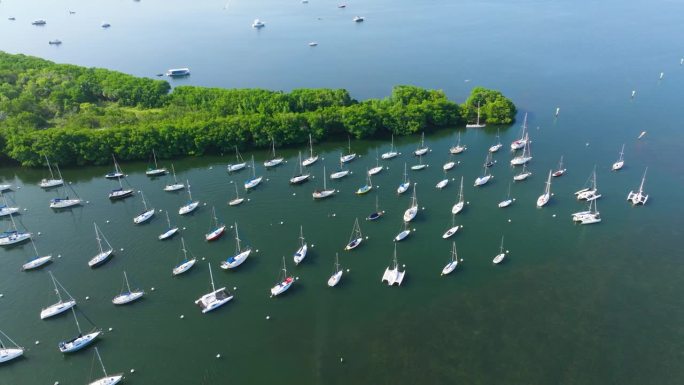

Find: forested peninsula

[0,52,516,166]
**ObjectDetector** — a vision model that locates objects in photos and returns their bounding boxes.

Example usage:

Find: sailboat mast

[124,271,132,293]
[45,155,55,179]
[95,347,108,377]
[94,223,104,254]
[639,167,648,192]
[208,263,216,292]
[459,176,464,202]
[322,166,327,190]
[309,134,314,158]
[71,307,83,334]
[181,237,188,258]
[172,164,178,183]
[50,271,63,302]
[166,211,171,228]
[500,236,505,253]
[186,180,193,201]
[234,223,241,252]
[153,149,158,169]
[299,226,305,247]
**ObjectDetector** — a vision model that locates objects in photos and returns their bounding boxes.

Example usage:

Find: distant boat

[536,170,553,208]
[627,167,649,205]
[397,163,410,194]
[0,193,20,217]
[132,190,155,224]
[227,146,247,173]
[367,195,384,221]
[164,164,185,191]
[178,179,200,215]
[510,113,529,150]
[145,149,168,176]
[228,182,245,206]
[381,244,405,286]
[0,329,24,364]
[338,4,347,8]
[244,155,263,190]
[513,163,532,181]
[443,154,457,171]
[40,271,76,319]
[220,223,252,269]
[356,170,373,195]
[50,174,83,209]
[474,156,493,187]
[368,150,383,175]
[340,136,356,163]
[308,42,318,47]
[105,155,125,179]
[87,348,123,385]
[436,170,449,189]
[48,39,62,45]
[264,138,284,168]
[612,144,625,171]
[572,199,601,225]
[330,158,350,180]
[173,237,196,276]
[489,129,502,152]
[449,132,467,154]
[394,222,411,242]
[302,134,319,166]
[270,257,294,297]
[484,152,496,168]
[638,131,647,139]
[344,218,363,251]
[290,151,311,184]
[414,132,429,156]
[327,253,343,287]
[112,271,144,305]
[353,16,365,22]
[411,155,427,170]
[293,226,308,265]
[465,102,486,128]
[498,183,515,208]
[252,19,265,28]
[313,165,335,199]
[58,307,101,353]
[21,238,53,271]
[381,134,399,159]
[0,211,31,247]
[575,167,601,201]
[492,236,507,264]
[39,155,63,188]
[441,242,459,276]
[451,176,465,214]
[32,19,47,25]
[403,184,418,222]
[442,214,460,239]
[158,211,179,240]
[166,68,190,77]
[510,133,532,166]
[8,17,16,21]
[88,223,114,268]
[552,155,566,177]
[101,22,111,28]
[108,161,134,200]
[205,206,226,241]
[195,263,232,313]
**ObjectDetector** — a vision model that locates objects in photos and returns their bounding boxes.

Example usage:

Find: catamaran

[40,271,76,319]
[327,253,343,287]
[112,271,144,305]
[474,156,493,187]
[489,129,503,152]
[108,166,134,200]
[513,163,532,181]
[510,134,532,166]
[330,158,350,180]
[173,237,197,275]
[244,155,263,190]
[367,195,384,221]
[612,144,625,171]
[465,102,486,128]
[205,207,226,241]
[178,179,200,215]
[58,307,101,353]
[575,167,601,201]
[449,132,467,154]
[381,244,405,286]
[381,134,399,159]
[132,191,155,224]
[368,150,383,175]
[21,238,52,271]
[302,134,319,166]
[227,146,247,172]
[88,223,114,268]
[145,149,168,176]
[510,113,529,150]
[105,155,125,179]
[264,138,284,168]
[414,132,429,156]
[313,165,335,199]
[87,348,123,385]
[195,263,232,313]
[158,211,179,240]
[164,164,185,191]
[340,136,357,163]
[356,170,373,195]
[293,226,308,265]
[270,257,294,297]
[572,199,601,225]
[436,170,449,189]
[290,151,311,184]
[452,176,465,214]
[344,218,363,250]
[0,329,24,364]
[403,184,418,222]
[397,163,410,194]
[0,212,31,246]
[394,222,411,242]
[441,242,459,275]
[536,170,552,208]
[39,156,64,188]
[492,236,506,264]
[220,223,252,269]
[228,182,245,206]
[552,155,566,177]
[498,183,515,208]
[0,193,19,217]
[49,177,82,209]
[442,214,460,239]
[627,167,649,205]
[411,155,427,170]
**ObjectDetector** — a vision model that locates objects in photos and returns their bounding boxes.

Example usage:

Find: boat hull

[158,227,179,240]
[112,291,144,305]
[164,183,184,192]
[289,174,310,184]
[22,255,53,271]
[382,268,405,286]
[498,199,513,208]
[302,156,318,167]
[88,374,124,385]
[173,259,196,275]
[264,158,284,168]
[436,179,449,189]
[40,300,76,320]
[88,249,114,268]
[442,226,460,239]
[133,209,155,224]
[196,288,233,313]
[345,238,362,251]
[403,207,417,222]
[397,183,410,194]
[179,201,200,215]
[227,163,247,173]
[58,330,101,353]
[451,202,464,215]
[327,271,343,287]
[330,171,349,179]
[0,232,31,246]
[394,230,410,242]
[205,226,226,241]
[381,152,398,159]
[108,189,134,200]
[50,199,82,209]
[368,166,383,175]
[220,249,252,269]
[442,261,458,275]
[270,278,294,296]
[0,348,23,363]
[294,244,308,265]
[146,168,168,176]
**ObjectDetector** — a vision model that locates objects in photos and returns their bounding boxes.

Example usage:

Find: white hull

[89,249,113,268]
[493,253,505,264]
[403,207,417,222]
[368,166,383,175]
[229,197,245,206]
[394,230,410,242]
[498,199,513,208]
[88,374,124,385]
[164,183,184,192]
[382,268,405,286]
[436,179,449,189]
[451,201,464,215]
[302,156,318,167]
[442,226,460,239]
[411,164,427,170]
[50,199,81,209]
[22,255,53,270]
[271,278,294,297]
[510,156,532,166]
[536,193,550,207]
[146,168,168,176]
[449,146,466,154]
[465,123,486,128]
[221,249,251,269]
[340,154,356,163]
[443,161,455,170]
[510,140,526,150]
[39,179,63,188]
[0,348,24,363]
[381,151,398,159]
[290,174,310,184]
[179,201,199,215]
[397,183,410,194]
[173,259,196,275]
[356,185,372,195]
[133,209,155,224]
[627,191,648,205]
[313,189,335,199]
[105,172,124,179]
[0,184,11,191]
[579,216,601,225]
[195,288,233,313]
[40,299,76,319]
[474,175,492,186]
[612,161,624,171]
[0,207,20,216]
[489,144,502,153]
[158,227,179,240]
[244,176,263,190]
[264,158,284,168]
[108,189,133,199]
[294,244,308,265]
[112,291,144,305]
[0,232,31,246]
[513,172,531,181]
[327,271,343,287]
[442,261,457,275]
[414,148,428,156]
[330,170,349,179]
[59,330,100,353]
[205,226,226,241]
[345,237,362,251]
[227,163,247,172]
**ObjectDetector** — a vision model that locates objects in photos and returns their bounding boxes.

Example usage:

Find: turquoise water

[1,0,684,384]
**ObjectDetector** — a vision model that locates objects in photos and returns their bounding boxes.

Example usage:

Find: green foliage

[461,86,517,125]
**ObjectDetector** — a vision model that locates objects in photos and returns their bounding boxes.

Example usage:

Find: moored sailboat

[58,307,101,353]
[220,223,252,269]
[132,191,155,224]
[21,238,52,271]
[163,164,185,191]
[552,155,566,177]
[510,113,529,150]
[0,329,24,364]
[264,138,284,168]
[451,176,465,215]
[39,156,64,188]
[356,170,373,195]
[228,182,245,206]
[195,263,232,313]
[290,151,311,184]
[87,348,124,385]
[381,244,405,286]
[112,271,144,305]
[0,212,31,246]
[88,223,114,268]
[449,132,467,154]
[40,271,76,319]
[205,207,226,241]
[498,183,515,208]
[627,167,649,205]
[368,150,383,175]
[293,226,308,265]
[441,242,459,275]
[145,149,168,176]
[227,146,247,173]
[536,170,553,208]
[313,165,335,199]
[397,163,410,194]
[612,144,625,171]
[270,257,294,297]
[173,237,196,276]
[340,136,357,163]
[178,180,200,215]
[403,184,418,222]
[302,134,319,166]
[492,236,507,264]
[381,134,399,159]
[465,102,486,128]
[344,218,363,250]
[414,132,429,156]
[105,155,124,179]
[442,214,460,239]
[158,211,179,240]
[244,155,263,190]
[327,253,343,287]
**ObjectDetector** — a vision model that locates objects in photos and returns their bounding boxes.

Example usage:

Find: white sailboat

[381,244,405,286]
[0,193,19,217]
[612,144,625,171]
[163,164,185,191]
[270,257,294,297]
[0,212,31,246]
[244,155,263,190]
[492,236,507,264]
[627,167,649,205]
[112,271,144,305]
[145,149,168,176]
[552,155,566,177]
[510,133,532,166]
[572,199,601,225]
[58,308,101,353]
[436,170,449,189]
[227,146,247,172]
[397,163,410,194]
[394,222,411,242]
[178,179,200,215]
[536,170,552,208]
[381,134,399,159]
[403,184,419,222]
[513,163,532,181]
[442,214,460,239]
[108,166,134,200]
[195,263,232,313]
[39,155,64,188]
[0,183,11,192]
[264,138,284,168]
[330,158,350,180]
[289,151,311,184]
[104,155,124,179]
[367,195,384,221]
[489,129,503,153]
[443,154,457,171]
[575,168,601,201]
[302,134,319,166]
[88,223,114,268]
[293,226,308,265]
[313,165,335,199]
[449,132,467,154]
[132,190,155,224]
[228,182,245,206]
[411,154,427,170]
[510,113,528,150]
[205,206,226,241]
[327,253,343,287]
[21,238,52,271]
[0,329,24,364]
[158,211,179,240]
[220,223,252,269]
[49,176,82,209]
[474,156,493,187]
[40,271,76,319]
[414,132,429,156]
[356,170,373,195]
[498,183,515,208]
[173,237,196,275]
[368,150,383,175]
[344,218,363,250]
[87,348,124,385]
[441,242,459,275]
[465,102,486,128]
[451,176,465,214]
[340,137,357,163]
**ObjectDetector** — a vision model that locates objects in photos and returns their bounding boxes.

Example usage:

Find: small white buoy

[183,227,187,230]
[216,354,221,359]
[35,340,39,345]
[130,369,135,374]
[37,232,41,236]
[508,219,512,223]
[266,315,271,320]
[659,72,664,80]
[296,276,300,280]
[106,220,110,223]
[57,254,62,258]
[0,294,3,298]
[120,248,124,251]
[402,264,406,267]
[631,90,636,98]
[54,382,59,385]
[340,357,344,363]
[280,221,284,224]
[256,249,259,252]
[85,296,90,300]
[201,257,206,261]
[108,327,113,331]
[585,142,590,146]
[365,236,369,239]
[151,287,155,291]
[346,268,350,272]
[555,107,560,117]
[86,201,90,204]
[292,193,296,196]
[247,199,251,202]
[233,286,237,290]
[203,202,207,206]
[552,214,556,218]
[311,244,315,247]
[332,213,336,217]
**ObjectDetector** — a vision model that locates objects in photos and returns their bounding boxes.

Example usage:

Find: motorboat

[32,19,46,25]
[49,39,62,45]
[252,19,265,28]
[353,16,365,22]
[166,68,190,77]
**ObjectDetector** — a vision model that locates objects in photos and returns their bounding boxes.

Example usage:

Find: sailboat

[173,237,196,275]
[411,154,427,170]
[264,138,284,168]
[451,176,465,214]
[397,163,410,194]
[40,271,76,319]
[368,150,383,175]
[356,170,373,194]
[195,263,232,313]
[403,184,418,222]
[394,222,411,242]
[270,257,294,297]
[0,212,31,246]
[381,134,399,159]
[220,223,252,269]
[178,179,200,215]
[381,244,405,286]
[489,129,503,152]
[49,173,82,209]
[443,154,457,171]
[436,170,449,189]
[132,190,155,224]
[414,132,429,156]
[330,158,350,180]
[449,132,467,154]
[87,348,123,385]
[112,271,144,305]
[88,223,114,268]
[552,155,566,177]
[465,102,486,128]
[164,164,185,191]
[0,193,19,217]
[21,238,53,271]
[302,134,319,166]
[344,218,363,250]
[227,146,247,172]
[39,156,64,188]
[58,307,101,353]
[108,165,134,200]
[575,168,601,201]
[327,253,343,287]
[612,144,625,171]
[145,149,168,176]
[313,165,335,199]
[367,195,384,220]
[105,155,124,179]
[627,167,649,205]
[290,151,311,184]
[442,214,460,239]
[498,183,515,208]
[536,170,552,208]
[0,183,11,192]
[340,136,357,163]
[513,163,532,181]
[484,152,496,168]
[510,134,532,166]
[293,226,308,265]
[244,155,263,190]
[441,242,459,275]
[510,113,528,150]
[572,199,601,224]
[228,182,245,206]
[492,236,507,264]
[474,156,493,186]
[158,211,179,240]
[205,207,226,241]
[0,329,24,364]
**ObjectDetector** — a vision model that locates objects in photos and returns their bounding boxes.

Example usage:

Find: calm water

[1,0,684,384]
